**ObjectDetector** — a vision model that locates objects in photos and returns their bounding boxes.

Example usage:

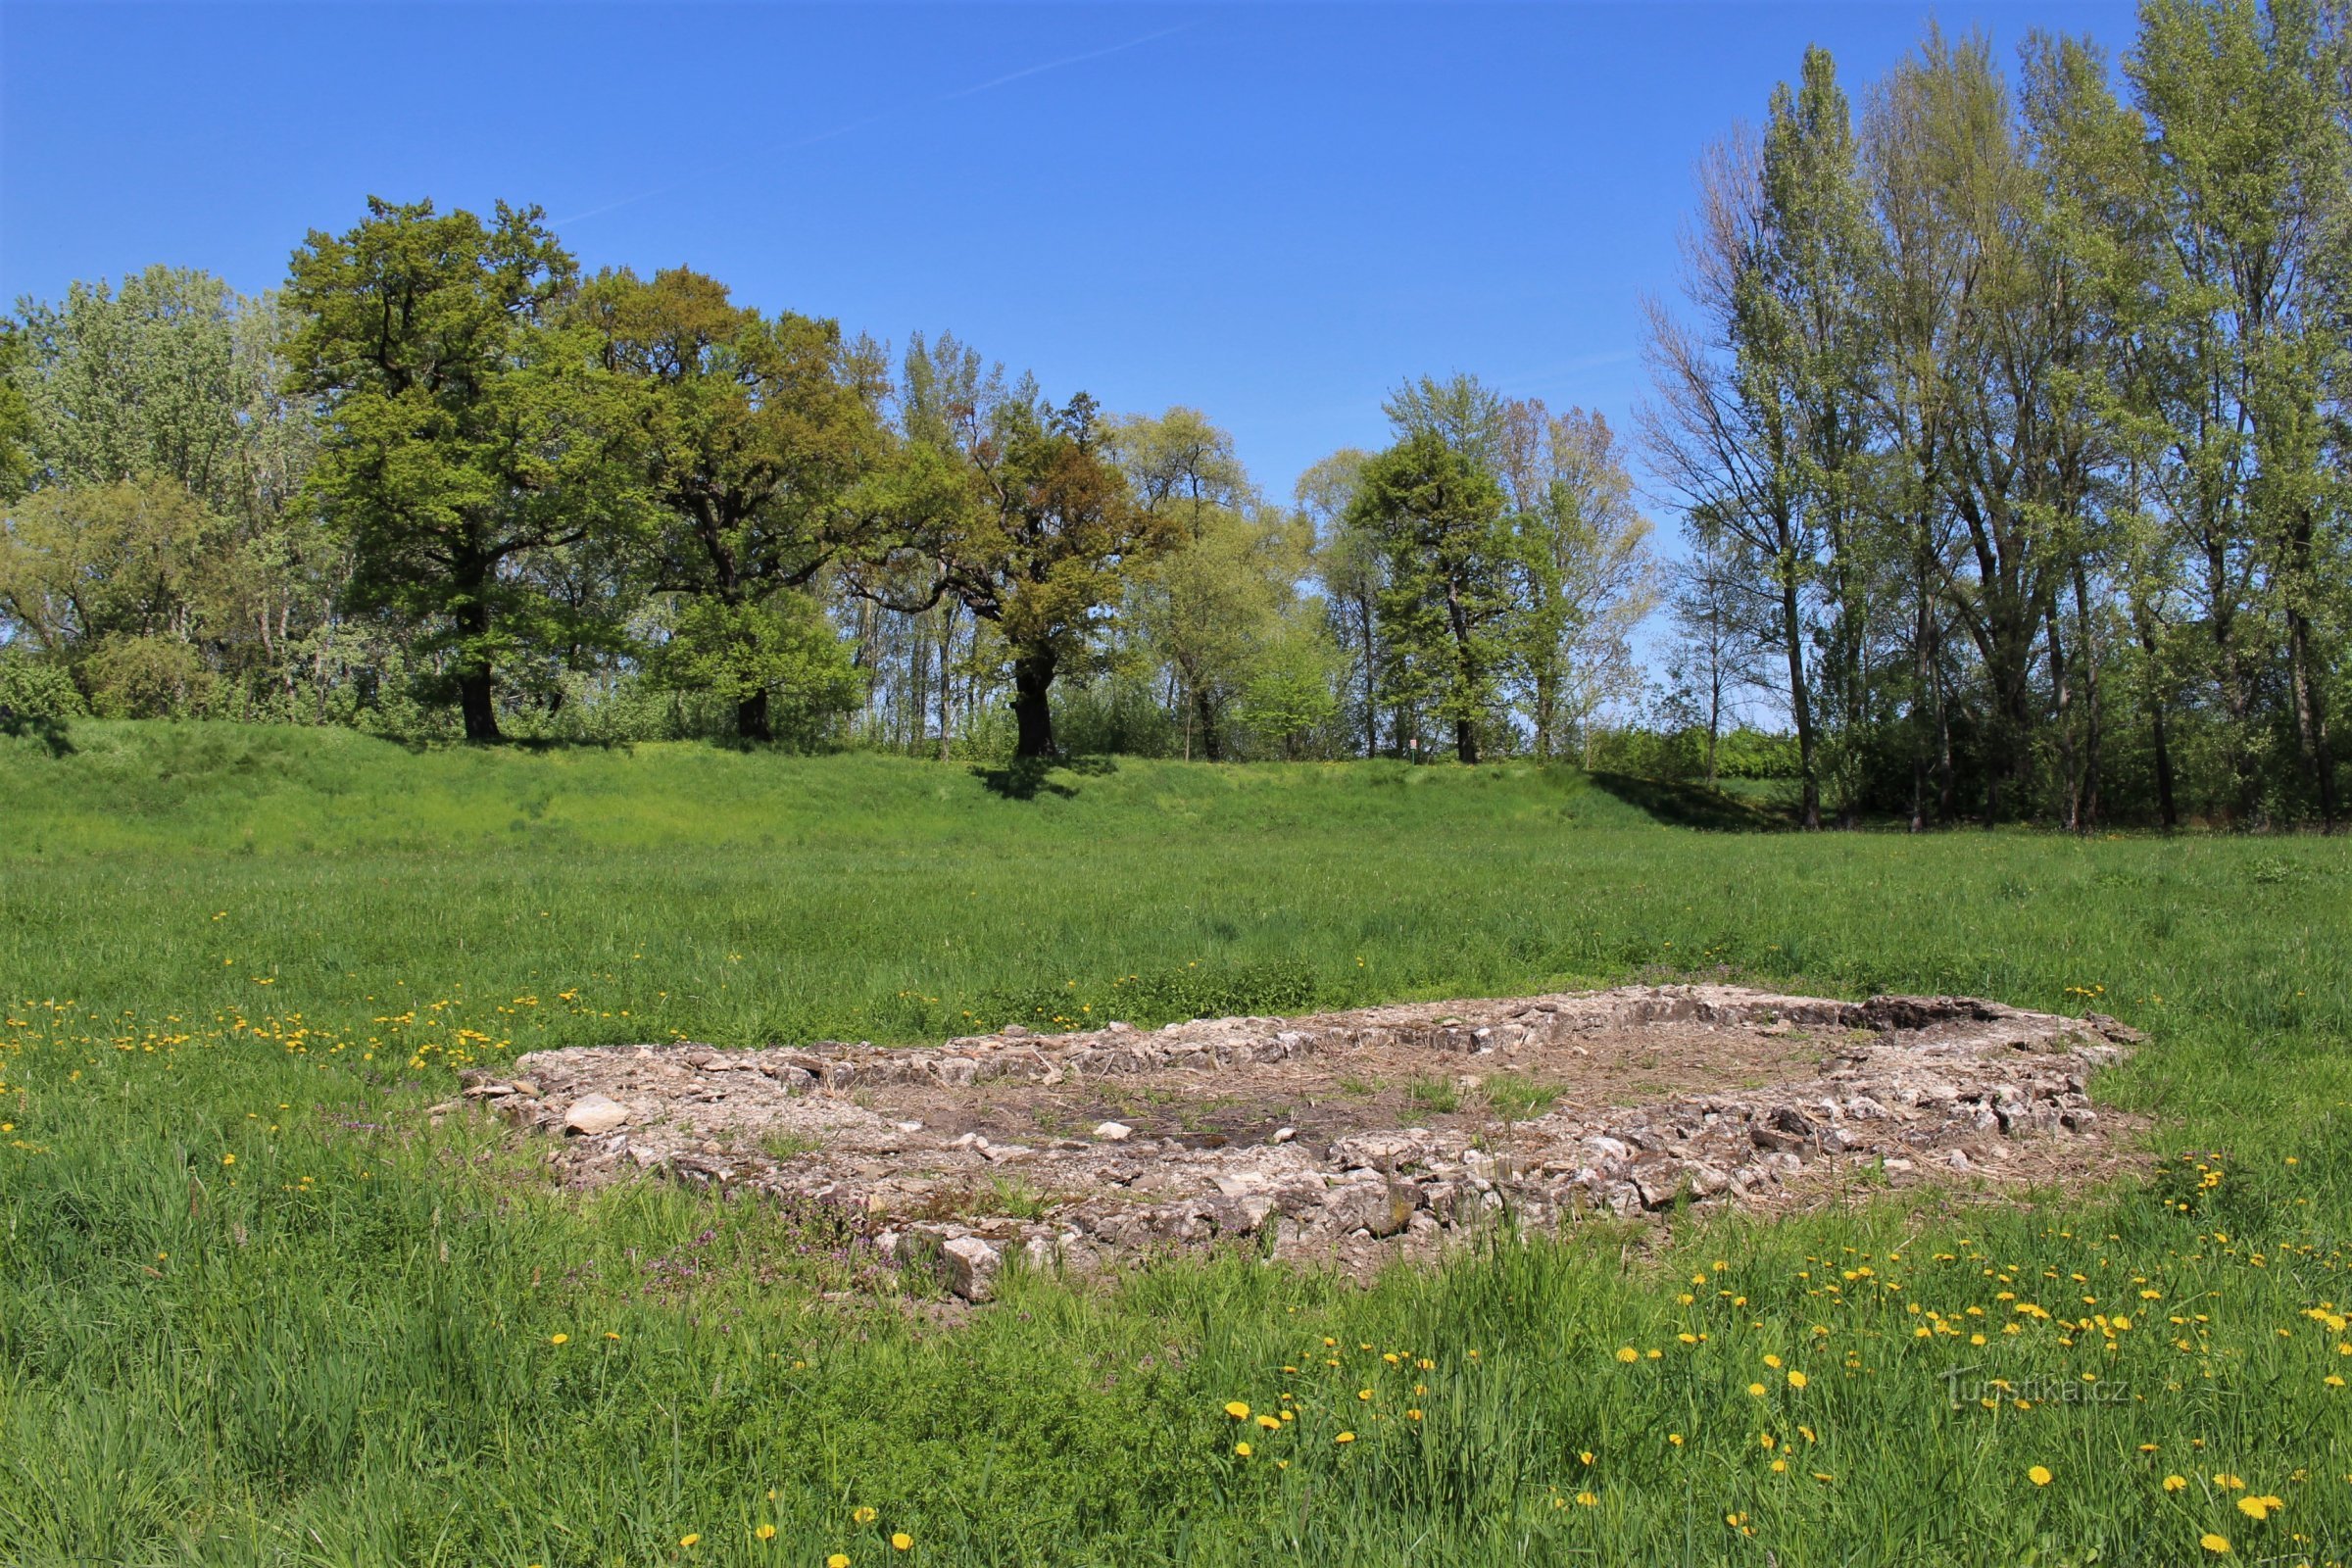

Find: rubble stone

[482,984,2140,1286]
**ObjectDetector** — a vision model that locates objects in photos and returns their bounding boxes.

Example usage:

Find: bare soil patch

[453,985,2142,1300]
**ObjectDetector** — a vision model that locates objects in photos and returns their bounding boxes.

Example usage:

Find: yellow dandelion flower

[2029,1465,2052,1487]
[2236,1495,2280,1521]
[1255,1414,1280,1430]
[1788,1370,1808,1389]
[1615,1347,1640,1363]
[891,1536,912,1552]
[1224,1400,1250,1420]
[1335,1431,1355,1444]
[1747,1382,1767,1397]
[680,1536,700,1548]
[2164,1475,2189,1493]
[1235,1442,1252,1457]
[549,1334,568,1346]
[1763,1354,1783,1369]
[1668,1434,1684,1446]
[852,1507,877,1525]
[2201,1534,2230,1555]
[2215,1473,2245,1491]
[755,1524,776,1541]
[1576,1492,1598,1507]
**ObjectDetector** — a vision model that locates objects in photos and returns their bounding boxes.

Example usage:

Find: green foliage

[0,647,83,751]
[645,593,859,746]
[284,197,645,742]
[1237,608,1345,759]
[578,267,883,742]
[867,354,1180,758]
[1347,430,1520,763]
[0,320,32,500]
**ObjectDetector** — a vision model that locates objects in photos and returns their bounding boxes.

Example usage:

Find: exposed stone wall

[455,985,2141,1301]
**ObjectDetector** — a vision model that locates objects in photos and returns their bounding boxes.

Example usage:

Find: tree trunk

[2048,602,2078,831]
[1010,648,1056,760]
[1195,688,1222,762]
[738,689,772,744]
[2140,614,2178,831]
[1779,569,1820,830]
[2074,565,2101,833]
[2286,603,2336,831]
[453,559,502,742]
[935,605,956,762]
[458,669,500,743]
[1443,572,1480,766]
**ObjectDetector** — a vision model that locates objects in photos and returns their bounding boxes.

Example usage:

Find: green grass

[3,722,2350,1566]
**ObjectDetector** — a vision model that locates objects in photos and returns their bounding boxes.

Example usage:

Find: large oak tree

[283,198,641,741]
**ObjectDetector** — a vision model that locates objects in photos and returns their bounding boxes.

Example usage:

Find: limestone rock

[563,1095,629,1136]
[941,1236,1002,1302]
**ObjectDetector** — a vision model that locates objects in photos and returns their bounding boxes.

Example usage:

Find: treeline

[0,209,1655,767]
[1646,1,2352,828]
[3,0,2347,829]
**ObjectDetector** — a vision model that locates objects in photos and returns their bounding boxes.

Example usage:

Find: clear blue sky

[3,1,2134,507]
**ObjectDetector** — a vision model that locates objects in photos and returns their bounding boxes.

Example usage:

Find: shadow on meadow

[971,754,1119,801]
[0,710,75,758]
[1586,770,1792,831]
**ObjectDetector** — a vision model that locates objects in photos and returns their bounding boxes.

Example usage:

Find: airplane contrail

[936,24,1195,103]
[551,23,1194,229]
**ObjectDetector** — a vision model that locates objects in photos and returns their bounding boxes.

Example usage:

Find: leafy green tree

[7,269,330,713]
[1297,448,1383,755]
[0,321,33,500]
[2129,0,2350,825]
[858,341,1177,759]
[1345,429,1518,763]
[1495,402,1660,761]
[577,266,885,740]
[12,267,247,500]
[1237,607,1344,759]
[0,477,223,713]
[1109,407,1308,760]
[644,592,859,746]
[283,197,643,741]
[1646,46,1876,827]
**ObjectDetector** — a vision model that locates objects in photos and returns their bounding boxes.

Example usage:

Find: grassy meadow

[3,721,2350,1567]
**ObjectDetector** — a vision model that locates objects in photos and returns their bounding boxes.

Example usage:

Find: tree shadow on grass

[0,710,75,758]
[1588,771,1793,831]
[970,753,1118,800]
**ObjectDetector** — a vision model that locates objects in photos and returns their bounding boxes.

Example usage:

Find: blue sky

[3,1,2134,510]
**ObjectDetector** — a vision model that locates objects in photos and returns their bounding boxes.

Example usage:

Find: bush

[0,649,85,745]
